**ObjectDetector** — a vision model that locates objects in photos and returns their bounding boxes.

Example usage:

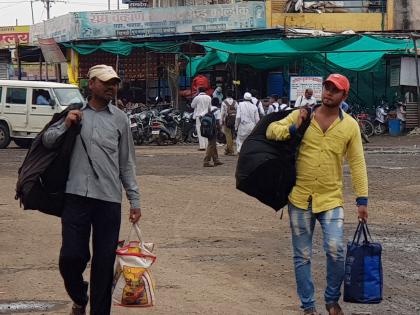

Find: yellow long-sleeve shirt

[266,109,368,213]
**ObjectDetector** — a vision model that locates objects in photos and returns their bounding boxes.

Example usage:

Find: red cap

[324,74,350,94]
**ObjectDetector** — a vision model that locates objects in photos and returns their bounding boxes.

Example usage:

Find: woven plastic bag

[112,223,156,307]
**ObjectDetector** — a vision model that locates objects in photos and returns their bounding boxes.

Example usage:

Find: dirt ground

[0,134,419,315]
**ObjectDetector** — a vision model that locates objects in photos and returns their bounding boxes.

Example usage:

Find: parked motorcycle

[374,101,389,135]
[137,109,158,145]
[180,111,198,143]
[129,113,142,145]
[151,108,182,145]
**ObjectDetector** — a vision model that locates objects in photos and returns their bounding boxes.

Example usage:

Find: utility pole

[30,1,35,24]
[46,0,51,19]
[34,0,65,20]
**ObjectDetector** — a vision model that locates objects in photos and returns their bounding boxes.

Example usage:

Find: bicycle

[355,113,375,138]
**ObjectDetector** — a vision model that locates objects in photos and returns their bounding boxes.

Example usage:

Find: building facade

[266,0,394,32]
[393,0,420,30]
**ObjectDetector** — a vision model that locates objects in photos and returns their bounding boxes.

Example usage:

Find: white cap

[88,64,121,82]
[244,92,252,100]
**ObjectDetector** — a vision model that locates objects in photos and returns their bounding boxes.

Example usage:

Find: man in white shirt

[235,92,260,153]
[191,86,212,150]
[220,90,237,155]
[279,97,291,111]
[250,89,265,117]
[294,88,316,108]
[267,94,280,114]
[396,102,406,132]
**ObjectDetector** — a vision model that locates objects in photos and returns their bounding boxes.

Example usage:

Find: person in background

[212,86,223,105]
[220,90,237,155]
[36,90,50,105]
[116,98,125,111]
[250,89,265,117]
[279,97,290,111]
[42,64,141,315]
[191,86,212,151]
[266,74,368,315]
[396,101,406,133]
[295,88,316,108]
[211,97,222,144]
[235,92,260,153]
[267,94,280,114]
[204,99,223,168]
[340,101,350,113]
[211,97,222,123]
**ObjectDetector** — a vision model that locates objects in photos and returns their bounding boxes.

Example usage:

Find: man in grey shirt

[42,65,140,315]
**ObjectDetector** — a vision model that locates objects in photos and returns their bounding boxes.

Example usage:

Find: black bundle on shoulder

[15,104,82,217]
[235,108,310,211]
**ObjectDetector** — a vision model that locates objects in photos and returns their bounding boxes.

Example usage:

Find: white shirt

[235,100,260,130]
[397,105,406,121]
[211,106,222,121]
[191,92,212,119]
[280,103,289,110]
[294,95,316,108]
[267,102,280,114]
[251,97,265,116]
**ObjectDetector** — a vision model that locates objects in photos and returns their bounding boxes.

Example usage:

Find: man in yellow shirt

[266,74,368,315]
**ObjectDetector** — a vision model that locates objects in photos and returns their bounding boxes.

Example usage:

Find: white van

[0,80,84,149]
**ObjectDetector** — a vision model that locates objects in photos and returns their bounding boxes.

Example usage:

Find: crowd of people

[191,86,318,166]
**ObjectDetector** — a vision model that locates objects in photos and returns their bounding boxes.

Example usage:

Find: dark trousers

[204,137,219,163]
[59,194,121,315]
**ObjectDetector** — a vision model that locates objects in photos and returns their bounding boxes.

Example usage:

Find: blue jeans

[288,203,345,311]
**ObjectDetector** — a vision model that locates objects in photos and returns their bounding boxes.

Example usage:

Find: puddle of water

[0,301,66,314]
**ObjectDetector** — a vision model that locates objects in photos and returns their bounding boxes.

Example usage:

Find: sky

[0,0,130,27]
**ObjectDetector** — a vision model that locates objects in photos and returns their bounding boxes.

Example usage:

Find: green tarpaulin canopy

[187,35,414,76]
[62,41,182,56]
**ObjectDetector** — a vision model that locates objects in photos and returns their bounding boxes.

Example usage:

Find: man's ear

[342,92,348,102]
[88,78,95,90]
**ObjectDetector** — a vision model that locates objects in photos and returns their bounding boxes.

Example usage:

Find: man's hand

[129,208,141,223]
[65,110,82,128]
[357,205,368,222]
[296,107,309,128]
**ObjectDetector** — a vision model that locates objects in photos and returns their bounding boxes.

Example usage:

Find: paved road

[0,135,419,314]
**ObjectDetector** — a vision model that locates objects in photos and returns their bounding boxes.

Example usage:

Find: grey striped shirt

[42,103,140,208]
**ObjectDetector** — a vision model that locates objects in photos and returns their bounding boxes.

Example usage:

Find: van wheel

[14,138,33,149]
[0,124,11,149]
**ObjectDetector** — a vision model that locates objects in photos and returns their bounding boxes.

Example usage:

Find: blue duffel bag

[344,222,383,304]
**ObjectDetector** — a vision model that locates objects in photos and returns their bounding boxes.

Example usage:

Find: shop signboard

[74,2,266,39]
[289,76,323,101]
[0,26,29,48]
[8,63,63,80]
[38,38,67,63]
[30,14,76,44]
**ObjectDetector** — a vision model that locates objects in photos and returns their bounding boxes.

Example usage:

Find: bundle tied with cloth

[235,108,311,211]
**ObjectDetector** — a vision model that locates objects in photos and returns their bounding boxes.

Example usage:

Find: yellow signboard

[0,26,30,48]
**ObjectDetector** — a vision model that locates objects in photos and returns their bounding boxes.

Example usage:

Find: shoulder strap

[79,133,99,179]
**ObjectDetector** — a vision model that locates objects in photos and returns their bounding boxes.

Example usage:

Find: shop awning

[62,41,182,56]
[187,35,414,76]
